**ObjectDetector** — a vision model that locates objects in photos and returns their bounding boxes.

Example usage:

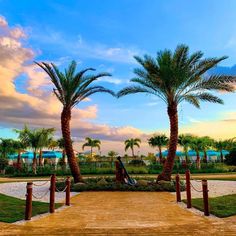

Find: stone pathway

[1,192,236,235]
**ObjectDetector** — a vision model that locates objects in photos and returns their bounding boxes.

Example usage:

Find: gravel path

[179,180,236,199]
[0,181,79,203]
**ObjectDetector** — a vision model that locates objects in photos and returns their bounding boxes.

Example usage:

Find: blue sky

[0,0,236,153]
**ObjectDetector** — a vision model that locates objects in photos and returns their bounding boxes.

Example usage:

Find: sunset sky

[0,0,236,155]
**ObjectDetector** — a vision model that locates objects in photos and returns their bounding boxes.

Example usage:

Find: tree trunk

[39,149,43,166]
[158,146,163,163]
[203,151,207,163]
[17,151,22,170]
[91,147,93,159]
[196,151,201,169]
[132,147,135,159]
[32,151,37,174]
[220,151,224,162]
[61,107,82,183]
[157,103,178,181]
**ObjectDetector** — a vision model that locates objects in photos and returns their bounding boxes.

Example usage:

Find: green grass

[184,194,236,217]
[0,194,62,223]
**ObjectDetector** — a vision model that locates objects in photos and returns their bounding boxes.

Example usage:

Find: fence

[175,170,209,216]
[25,174,71,220]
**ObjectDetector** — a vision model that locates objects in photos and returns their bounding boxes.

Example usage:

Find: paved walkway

[1,192,236,235]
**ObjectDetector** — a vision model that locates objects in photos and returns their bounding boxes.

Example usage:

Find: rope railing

[25,174,71,220]
[190,182,203,193]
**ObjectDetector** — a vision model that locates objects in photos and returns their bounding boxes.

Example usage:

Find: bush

[128,159,146,166]
[56,177,183,192]
[0,157,8,171]
[225,149,236,165]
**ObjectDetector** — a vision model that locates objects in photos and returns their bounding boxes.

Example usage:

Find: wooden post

[49,174,56,213]
[175,174,181,202]
[185,169,191,208]
[202,179,209,216]
[65,176,71,206]
[25,182,33,220]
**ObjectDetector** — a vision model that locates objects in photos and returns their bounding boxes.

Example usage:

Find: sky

[0,0,236,155]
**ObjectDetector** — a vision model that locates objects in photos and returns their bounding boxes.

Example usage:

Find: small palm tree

[36,60,115,183]
[214,139,231,162]
[189,136,204,169]
[12,140,26,169]
[148,134,168,163]
[200,136,214,163]
[82,137,101,159]
[124,138,141,158]
[178,134,193,162]
[107,150,118,162]
[118,44,236,181]
[57,138,66,166]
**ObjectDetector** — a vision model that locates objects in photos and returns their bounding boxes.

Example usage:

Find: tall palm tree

[117,44,236,181]
[82,137,101,159]
[178,134,193,163]
[36,60,115,183]
[124,138,141,158]
[148,134,169,163]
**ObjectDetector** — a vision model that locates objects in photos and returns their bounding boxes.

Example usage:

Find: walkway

[1,192,236,235]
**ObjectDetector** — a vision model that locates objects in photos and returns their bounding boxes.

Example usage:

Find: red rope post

[25,182,33,220]
[65,176,71,206]
[185,169,192,208]
[50,174,56,213]
[175,174,181,202]
[202,179,209,216]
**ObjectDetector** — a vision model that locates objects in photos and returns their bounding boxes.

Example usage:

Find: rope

[32,188,50,199]
[191,179,202,182]
[55,185,68,193]
[33,181,49,187]
[190,182,203,193]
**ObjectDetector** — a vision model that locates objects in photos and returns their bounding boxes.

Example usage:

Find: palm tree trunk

[220,151,224,162]
[32,151,37,174]
[17,151,21,170]
[61,107,82,183]
[39,149,43,166]
[91,147,93,159]
[132,147,135,159]
[203,151,207,163]
[157,103,178,181]
[196,151,201,169]
[158,146,163,163]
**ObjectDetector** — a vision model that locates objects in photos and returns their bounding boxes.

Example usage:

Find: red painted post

[185,169,192,208]
[65,176,71,206]
[49,174,56,213]
[175,174,181,202]
[25,182,33,220]
[202,179,209,216]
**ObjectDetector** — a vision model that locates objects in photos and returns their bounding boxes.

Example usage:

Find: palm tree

[82,137,101,159]
[124,138,141,158]
[178,134,193,163]
[15,126,55,173]
[48,138,58,151]
[57,137,67,167]
[189,136,203,169]
[12,140,26,169]
[38,128,55,166]
[200,136,214,163]
[36,60,115,183]
[117,44,236,181]
[148,134,168,163]
[214,139,232,162]
[107,150,118,162]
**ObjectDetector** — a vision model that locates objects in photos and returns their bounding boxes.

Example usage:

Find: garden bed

[56,177,185,192]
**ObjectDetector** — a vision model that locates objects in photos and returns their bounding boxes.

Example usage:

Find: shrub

[0,157,8,171]
[225,149,236,165]
[128,159,146,166]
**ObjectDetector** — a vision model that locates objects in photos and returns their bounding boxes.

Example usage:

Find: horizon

[0,0,236,155]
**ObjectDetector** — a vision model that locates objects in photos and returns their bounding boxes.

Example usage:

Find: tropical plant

[200,136,214,163]
[117,44,236,180]
[48,139,58,151]
[36,60,115,183]
[189,136,204,169]
[178,134,193,163]
[82,137,101,159]
[0,139,15,159]
[214,139,233,162]
[12,140,26,169]
[57,138,66,166]
[124,138,141,158]
[148,134,168,163]
[107,150,118,162]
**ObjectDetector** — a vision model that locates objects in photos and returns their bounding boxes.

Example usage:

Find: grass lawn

[0,194,62,223]
[184,194,236,217]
